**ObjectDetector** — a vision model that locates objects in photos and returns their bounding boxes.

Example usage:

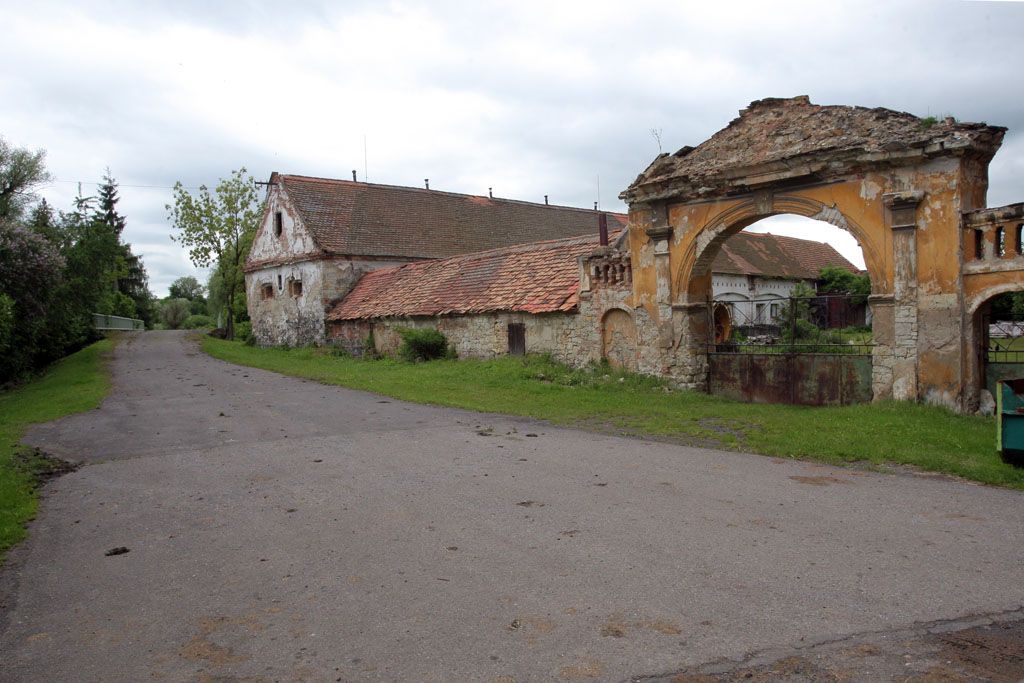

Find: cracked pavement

[1,330,1023,682]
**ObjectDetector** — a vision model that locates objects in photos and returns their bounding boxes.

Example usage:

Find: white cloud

[1,0,1021,294]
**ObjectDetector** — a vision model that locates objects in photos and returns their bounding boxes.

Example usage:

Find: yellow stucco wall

[622,155,1004,408]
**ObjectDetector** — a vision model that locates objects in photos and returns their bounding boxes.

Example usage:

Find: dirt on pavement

[2,330,1023,682]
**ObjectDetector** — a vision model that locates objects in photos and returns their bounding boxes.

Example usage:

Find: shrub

[160,298,190,329]
[234,320,252,342]
[182,314,214,329]
[397,327,449,362]
[328,344,351,358]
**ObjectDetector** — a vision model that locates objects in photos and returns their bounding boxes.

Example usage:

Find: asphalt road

[1,330,1023,682]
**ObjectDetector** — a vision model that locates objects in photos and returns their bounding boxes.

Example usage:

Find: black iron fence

[986,319,1024,363]
[710,294,872,355]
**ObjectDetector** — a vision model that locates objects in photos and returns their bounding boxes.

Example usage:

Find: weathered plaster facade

[245,180,418,346]
[245,173,629,347]
[615,96,1019,411]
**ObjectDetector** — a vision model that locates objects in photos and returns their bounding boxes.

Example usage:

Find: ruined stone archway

[618,96,1015,411]
[679,196,884,303]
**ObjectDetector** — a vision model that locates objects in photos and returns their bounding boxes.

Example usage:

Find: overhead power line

[49,179,203,191]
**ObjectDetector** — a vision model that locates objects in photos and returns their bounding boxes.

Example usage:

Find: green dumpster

[997,378,1024,466]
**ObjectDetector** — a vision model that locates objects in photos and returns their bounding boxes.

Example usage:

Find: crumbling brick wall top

[622,96,1006,204]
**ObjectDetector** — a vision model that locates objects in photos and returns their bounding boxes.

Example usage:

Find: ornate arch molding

[966,283,1024,315]
[679,193,884,301]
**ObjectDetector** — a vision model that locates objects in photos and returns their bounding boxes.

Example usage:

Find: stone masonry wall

[329,310,603,366]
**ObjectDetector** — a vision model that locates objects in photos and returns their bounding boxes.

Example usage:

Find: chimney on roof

[594,202,598,210]
[488,187,493,198]
[424,178,430,190]
[352,170,357,182]
[544,195,548,205]
[598,212,609,246]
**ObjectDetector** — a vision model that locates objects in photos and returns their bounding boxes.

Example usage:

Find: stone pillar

[645,203,674,346]
[672,302,710,389]
[868,294,895,400]
[884,192,922,401]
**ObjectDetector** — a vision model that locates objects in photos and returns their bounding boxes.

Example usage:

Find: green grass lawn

[202,338,1022,489]
[0,339,113,561]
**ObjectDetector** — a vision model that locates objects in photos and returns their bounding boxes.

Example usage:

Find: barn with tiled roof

[244,173,626,347]
[324,226,859,362]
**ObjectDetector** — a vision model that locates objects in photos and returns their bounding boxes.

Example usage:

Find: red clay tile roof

[277,173,628,259]
[328,233,614,320]
[712,232,858,279]
[623,96,1005,203]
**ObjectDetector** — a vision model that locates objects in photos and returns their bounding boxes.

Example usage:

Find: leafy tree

[27,199,61,245]
[160,298,191,329]
[990,292,1024,320]
[93,173,155,328]
[39,207,122,362]
[0,140,155,380]
[0,138,50,221]
[168,169,261,340]
[0,220,65,380]
[205,243,249,324]
[817,266,870,303]
[168,275,205,301]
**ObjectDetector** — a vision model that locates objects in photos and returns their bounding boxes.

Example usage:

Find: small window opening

[1016,225,1023,256]
[289,280,303,297]
[274,211,283,238]
[260,283,274,300]
[974,229,985,260]
[277,274,283,290]
[996,227,1006,257]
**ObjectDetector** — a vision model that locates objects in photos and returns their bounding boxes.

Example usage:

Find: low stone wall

[328,310,602,366]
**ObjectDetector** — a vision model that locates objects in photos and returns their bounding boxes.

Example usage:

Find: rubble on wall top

[622,96,1006,205]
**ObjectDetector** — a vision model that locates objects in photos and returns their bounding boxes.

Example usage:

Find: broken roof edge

[620,96,1007,206]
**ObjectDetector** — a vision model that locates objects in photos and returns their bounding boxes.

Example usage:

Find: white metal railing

[92,313,145,331]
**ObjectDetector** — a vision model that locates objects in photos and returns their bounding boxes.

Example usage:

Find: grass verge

[202,338,1021,489]
[0,339,113,561]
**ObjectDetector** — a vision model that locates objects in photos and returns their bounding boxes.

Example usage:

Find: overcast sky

[3,0,1022,295]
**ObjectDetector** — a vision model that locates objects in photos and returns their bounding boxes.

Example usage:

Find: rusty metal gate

[982,312,1024,396]
[708,294,874,406]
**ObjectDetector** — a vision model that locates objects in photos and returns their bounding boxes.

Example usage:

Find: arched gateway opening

[972,291,1024,405]
[704,216,873,405]
[617,96,1013,411]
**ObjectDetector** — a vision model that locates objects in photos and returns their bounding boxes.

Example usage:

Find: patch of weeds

[327,344,351,358]
[12,446,78,490]
[521,354,667,391]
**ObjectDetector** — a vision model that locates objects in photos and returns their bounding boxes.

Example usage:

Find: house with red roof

[710,232,860,327]
[244,173,626,346]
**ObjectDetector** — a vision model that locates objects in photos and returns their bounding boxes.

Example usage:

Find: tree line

[0,138,154,383]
